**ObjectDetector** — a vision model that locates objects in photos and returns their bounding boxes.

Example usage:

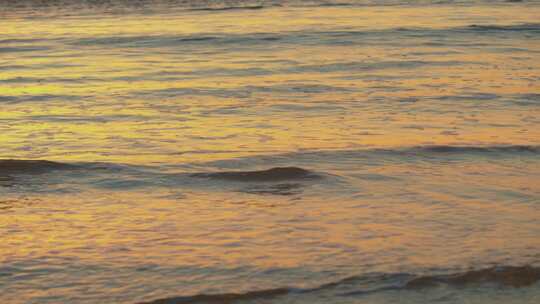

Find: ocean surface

[1,0,540,303]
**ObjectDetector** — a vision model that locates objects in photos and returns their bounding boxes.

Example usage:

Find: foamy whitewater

[1,0,539,303]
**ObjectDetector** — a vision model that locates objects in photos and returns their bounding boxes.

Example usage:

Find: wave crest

[406,265,540,289]
[138,265,540,303]
[139,287,289,304]
[0,159,75,176]
[190,167,319,182]
[409,145,540,154]
[466,23,540,32]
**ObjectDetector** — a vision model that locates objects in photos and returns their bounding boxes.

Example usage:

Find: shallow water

[1,0,540,303]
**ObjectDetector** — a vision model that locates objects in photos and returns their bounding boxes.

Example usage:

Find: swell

[405,265,540,289]
[0,161,320,182]
[1,145,537,190]
[466,23,540,32]
[0,161,322,195]
[4,23,534,60]
[190,166,320,182]
[138,287,289,304]
[139,265,540,303]
[205,144,540,168]
[293,144,540,158]
[66,23,540,48]
[0,159,76,176]
[189,5,266,11]
[406,144,540,154]
[2,145,537,175]
[0,0,532,13]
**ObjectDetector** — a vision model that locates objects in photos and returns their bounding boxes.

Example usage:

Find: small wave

[0,38,47,45]
[138,265,540,303]
[190,167,320,182]
[190,5,265,11]
[0,46,49,53]
[0,76,89,84]
[0,176,15,188]
[405,265,540,289]
[0,159,76,176]
[0,94,81,104]
[134,83,353,99]
[410,145,540,154]
[466,23,540,32]
[202,144,540,170]
[240,183,304,195]
[63,23,540,52]
[138,287,289,304]
[1,1,536,19]
[73,35,164,46]
[318,2,353,7]
[282,145,540,158]
[434,93,500,101]
[176,36,217,42]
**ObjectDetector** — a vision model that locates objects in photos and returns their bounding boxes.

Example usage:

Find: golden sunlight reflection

[1,1,540,304]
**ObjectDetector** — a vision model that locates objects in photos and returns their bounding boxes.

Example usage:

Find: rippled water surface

[1,0,540,303]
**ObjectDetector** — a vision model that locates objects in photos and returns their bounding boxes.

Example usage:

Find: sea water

[1,0,539,303]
